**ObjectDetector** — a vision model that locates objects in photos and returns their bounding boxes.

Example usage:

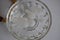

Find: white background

[0,0,60,40]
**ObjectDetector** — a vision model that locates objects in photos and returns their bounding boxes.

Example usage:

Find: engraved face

[6,0,51,40]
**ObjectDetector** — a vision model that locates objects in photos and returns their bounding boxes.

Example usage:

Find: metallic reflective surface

[6,0,52,40]
[1,0,60,40]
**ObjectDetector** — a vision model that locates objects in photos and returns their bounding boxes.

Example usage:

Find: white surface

[0,0,60,40]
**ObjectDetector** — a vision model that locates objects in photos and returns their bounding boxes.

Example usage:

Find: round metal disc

[6,0,52,40]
